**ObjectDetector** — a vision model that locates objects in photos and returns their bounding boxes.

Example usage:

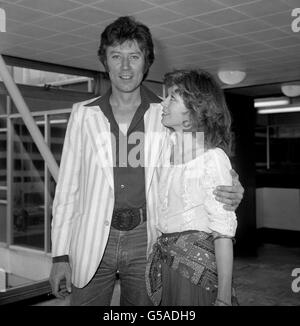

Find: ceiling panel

[161,34,199,47]
[161,18,210,34]
[0,0,51,23]
[189,27,235,42]
[149,25,178,39]
[61,6,117,24]
[0,0,299,88]
[233,0,291,18]
[265,36,300,48]
[134,7,183,25]
[164,0,226,17]
[262,11,294,26]
[32,15,88,32]
[213,35,255,47]
[194,8,250,26]
[245,28,290,41]
[91,0,154,15]
[16,0,82,15]
[222,18,271,33]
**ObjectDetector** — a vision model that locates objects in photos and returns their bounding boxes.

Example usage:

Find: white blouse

[157,147,237,237]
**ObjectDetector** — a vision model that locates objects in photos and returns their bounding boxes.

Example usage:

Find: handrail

[0,55,58,182]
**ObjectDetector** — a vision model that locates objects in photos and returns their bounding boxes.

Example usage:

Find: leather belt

[111,207,147,231]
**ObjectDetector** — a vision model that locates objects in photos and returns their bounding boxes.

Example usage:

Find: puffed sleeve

[201,148,237,237]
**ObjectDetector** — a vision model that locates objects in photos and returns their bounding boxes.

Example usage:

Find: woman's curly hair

[163,69,232,155]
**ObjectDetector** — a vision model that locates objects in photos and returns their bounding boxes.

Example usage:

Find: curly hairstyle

[98,16,155,81]
[163,69,232,154]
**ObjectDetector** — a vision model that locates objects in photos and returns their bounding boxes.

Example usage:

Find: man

[49,16,244,306]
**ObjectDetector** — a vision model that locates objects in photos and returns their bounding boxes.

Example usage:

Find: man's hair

[163,69,232,154]
[98,16,155,80]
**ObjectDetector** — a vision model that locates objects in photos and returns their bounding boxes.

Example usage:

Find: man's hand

[213,169,244,211]
[49,262,72,299]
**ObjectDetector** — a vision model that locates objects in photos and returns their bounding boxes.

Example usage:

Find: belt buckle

[112,208,142,231]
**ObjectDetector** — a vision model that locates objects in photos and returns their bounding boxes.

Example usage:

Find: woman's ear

[182,119,192,130]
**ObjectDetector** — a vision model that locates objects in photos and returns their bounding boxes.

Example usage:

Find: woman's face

[161,85,190,131]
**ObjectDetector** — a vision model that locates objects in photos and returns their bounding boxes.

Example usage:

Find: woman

[146,69,238,306]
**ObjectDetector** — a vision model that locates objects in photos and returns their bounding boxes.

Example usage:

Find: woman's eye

[130,55,140,60]
[111,55,120,60]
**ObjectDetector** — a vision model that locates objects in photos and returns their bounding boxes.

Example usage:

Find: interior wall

[256,188,300,231]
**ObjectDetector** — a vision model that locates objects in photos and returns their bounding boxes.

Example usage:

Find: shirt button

[120,184,125,189]
[104,220,110,226]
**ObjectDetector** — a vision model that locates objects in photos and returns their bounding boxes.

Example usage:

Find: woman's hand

[213,169,244,211]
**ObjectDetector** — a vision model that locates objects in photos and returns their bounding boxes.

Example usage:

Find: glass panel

[255,126,267,170]
[0,118,6,129]
[49,113,70,252]
[12,117,45,250]
[0,94,6,115]
[0,188,6,200]
[269,125,300,172]
[0,203,6,242]
[0,131,6,187]
[50,113,70,165]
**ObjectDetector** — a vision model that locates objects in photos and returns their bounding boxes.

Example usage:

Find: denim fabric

[70,222,152,306]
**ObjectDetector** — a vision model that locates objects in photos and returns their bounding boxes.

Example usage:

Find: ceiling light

[254,97,290,108]
[281,83,300,97]
[217,70,246,85]
[258,105,300,114]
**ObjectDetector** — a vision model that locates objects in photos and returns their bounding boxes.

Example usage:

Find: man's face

[106,40,145,93]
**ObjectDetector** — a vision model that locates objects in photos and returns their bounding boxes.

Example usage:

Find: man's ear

[103,61,109,73]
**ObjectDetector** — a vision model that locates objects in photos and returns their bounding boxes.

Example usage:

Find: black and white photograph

[0,0,299,309]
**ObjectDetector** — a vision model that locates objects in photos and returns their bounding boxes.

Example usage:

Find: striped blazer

[51,96,168,288]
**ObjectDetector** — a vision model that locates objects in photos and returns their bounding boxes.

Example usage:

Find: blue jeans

[70,222,152,306]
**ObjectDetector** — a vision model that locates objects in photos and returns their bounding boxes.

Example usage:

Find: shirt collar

[84,84,161,112]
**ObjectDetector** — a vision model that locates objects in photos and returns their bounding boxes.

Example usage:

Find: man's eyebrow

[109,50,143,56]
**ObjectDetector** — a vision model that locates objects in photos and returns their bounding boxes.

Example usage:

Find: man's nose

[121,57,130,69]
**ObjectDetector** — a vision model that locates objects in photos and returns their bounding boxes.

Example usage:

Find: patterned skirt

[145,230,238,306]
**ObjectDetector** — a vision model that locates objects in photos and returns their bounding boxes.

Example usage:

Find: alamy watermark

[0,8,6,32]
[96,131,204,172]
[291,268,300,293]
[291,8,300,32]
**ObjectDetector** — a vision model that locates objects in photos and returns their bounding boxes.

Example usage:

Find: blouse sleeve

[201,148,237,237]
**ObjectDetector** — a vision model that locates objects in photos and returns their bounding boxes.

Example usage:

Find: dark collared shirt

[53,85,161,263]
[86,85,161,208]
[88,85,160,209]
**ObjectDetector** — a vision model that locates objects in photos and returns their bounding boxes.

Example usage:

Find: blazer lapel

[85,106,114,190]
[144,103,168,195]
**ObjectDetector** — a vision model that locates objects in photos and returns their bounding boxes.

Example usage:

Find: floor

[35,243,300,306]
[233,244,300,306]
